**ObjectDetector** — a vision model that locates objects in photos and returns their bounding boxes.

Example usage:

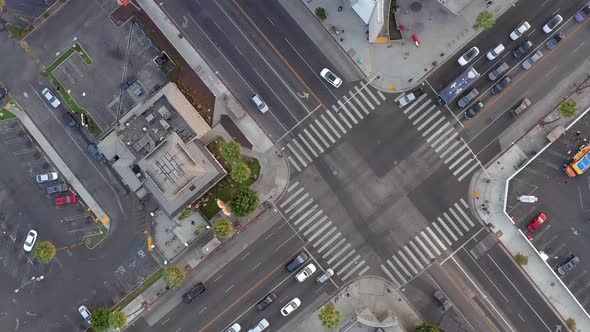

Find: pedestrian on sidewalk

[576,131,581,136]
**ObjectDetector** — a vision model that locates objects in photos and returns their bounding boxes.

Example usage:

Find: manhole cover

[410,2,422,11]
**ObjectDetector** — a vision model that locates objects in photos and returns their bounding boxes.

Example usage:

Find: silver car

[457,89,479,108]
[41,88,61,108]
[522,50,543,70]
[36,171,58,183]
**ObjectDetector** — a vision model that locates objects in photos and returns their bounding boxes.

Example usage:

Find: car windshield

[583,6,590,14]
[326,72,336,81]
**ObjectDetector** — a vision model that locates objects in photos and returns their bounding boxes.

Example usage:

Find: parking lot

[507,111,590,311]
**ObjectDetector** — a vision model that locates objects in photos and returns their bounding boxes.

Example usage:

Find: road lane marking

[463,248,509,302]
[545,65,558,77]
[240,252,250,260]
[225,285,234,293]
[213,274,223,282]
[573,42,585,54]
[199,307,207,314]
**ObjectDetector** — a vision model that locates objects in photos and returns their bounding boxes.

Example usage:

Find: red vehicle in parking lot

[527,213,547,232]
[55,194,77,206]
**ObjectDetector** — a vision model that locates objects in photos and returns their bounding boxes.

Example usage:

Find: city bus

[436,66,480,105]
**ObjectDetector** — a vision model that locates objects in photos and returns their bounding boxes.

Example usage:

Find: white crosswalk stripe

[358,265,371,276]
[398,249,419,275]
[338,111,353,129]
[381,263,399,284]
[297,133,318,158]
[298,210,323,230]
[293,204,318,225]
[312,226,337,245]
[291,138,313,163]
[351,90,371,114]
[364,86,381,106]
[317,232,342,253]
[303,129,324,153]
[337,254,362,276]
[314,119,336,144]
[437,217,458,241]
[443,212,463,237]
[376,90,386,100]
[342,260,366,281]
[287,156,302,172]
[403,94,428,114]
[287,181,299,192]
[326,110,347,135]
[343,95,364,118]
[287,143,306,168]
[409,101,434,121]
[387,259,407,284]
[338,101,358,124]
[320,114,341,139]
[392,254,412,278]
[309,123,330,149]
[432,221,453,246]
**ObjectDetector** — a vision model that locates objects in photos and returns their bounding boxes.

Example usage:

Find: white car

[23,230,37,252]
[486,43,505,60]
[225,323,241,332]
[295,263,317,282]
[250,94,269,113]
[457,47,479,66]
[510,21,531,40]
[248,319,269,332]
[543,14,563,33]
[41,88,61,108]
[281,297,301,316]
[320,68,342,88]
[78,305,92,324]
[35,171,58,183]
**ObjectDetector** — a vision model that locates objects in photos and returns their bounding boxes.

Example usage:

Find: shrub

[230,187,259,217]
[514,253,528,266]
[315,7,327,22]
[213,218,234,238]
[476,11,495,30]
[163,265,186,287]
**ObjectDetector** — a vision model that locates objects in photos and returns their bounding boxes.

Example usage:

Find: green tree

[315,7,327,22]
[91,307,111,331]
[560,99,578,118]
[230,187,260,217]
[319,303,341,328]
[231,161,252,183]
[109,310,127,329]
[415,322,441,332]
[34,241,56,263]
[566,317,576,331]
[163,265,186,287]
[476,11,495,30]
[514,253,528,266]
[220,141,242,164]
[213,218,234,238]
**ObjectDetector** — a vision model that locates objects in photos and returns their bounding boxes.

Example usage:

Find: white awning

[352,0,376,24]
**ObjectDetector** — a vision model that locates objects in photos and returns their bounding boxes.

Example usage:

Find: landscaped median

[0,100,19,121]
[83,224,108,249]
[44,43,102,137]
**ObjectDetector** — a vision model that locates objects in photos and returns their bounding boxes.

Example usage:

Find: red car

[55,194,77,206]
[527,213,547,232]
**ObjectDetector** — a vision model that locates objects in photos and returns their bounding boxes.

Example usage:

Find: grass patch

[112,268,163,311]
[0,108,16,120]
[199,138,261,219]
[84,225,108,249]
[72,43,93,65]
[5,24,31,42]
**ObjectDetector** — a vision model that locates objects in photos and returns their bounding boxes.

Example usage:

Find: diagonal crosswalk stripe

[358,265,370,276]
[454,203,475,227]
[398,249,419,275]
[349,91,370,114]
[409,100,433,121]
[327,110,347,134]
[337,100,359,124]
[308,221,332,241]
[425,227,446,252]
[283,192,309,213]
[320,114,341,139]
[338,111,353,129]
[410,240,431,265]
[415,235,436,259]
[376,89,386,100]
[287,181,299,192]
[291,137,313,162]
[437,217,458,242]
[381,263,399,284]
[403,94,428,114]
[439,139,461,158]
[304,129,324,153]
[287,143,307,167]
[354,87,374,110]
[322,238,347,258]
[364,87,381,105]
[314,119,335,144]
[292,204,318,225]
[298,210,323,230]
[421,117,445,137]
[312,227,337,246]
[309,123,330,149]
[343,96,364,119]
[317,232,342,253]
[449,207,470,231]
[332,249,356,270]
[327,243,351,264]
[341,260,366,281]
[287,156,302,172]
[417,111,441,131]
[443,212,463,237]
[280,187,304,208]
[387,258,407,283]
[297,133,319,158]
[392,254,412,278]
[458,163,479,182]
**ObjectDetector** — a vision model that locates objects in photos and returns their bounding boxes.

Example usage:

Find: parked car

[23,229,37,252]
[527,213,547,232]
[183,282,206,304]
[513,40,533,59]
[464,101,484,120]
[55,193,77,206]
[543,14,563,33]
[557,255,580,276]
[63,112,80,129]
[248,319,269,332]
[492,77,511,95]
[488,62,509,81]
[510,21,531,40]
[320,68,342,88]
[398,88,424,107]
[457,89,479,108]
[250,94,269,113]
[286,252,308,272]
[575,2,590,22]
[295,263,317,282]
[458,47,479,66]
[78,305,92,325]
[87,144,107,163]
[47,183,68,194]
[225,323,241,332]
[512,98,531,116]
[522,50,543,70]
[41,88,61,108]
[316,268,334,284]
[0,87,7,100]
[486,43,505,60]
[256,293,277,310]
[281,298,301,316]
[546,32,565,49]
[36,171,58,183]
[433,290,452,310]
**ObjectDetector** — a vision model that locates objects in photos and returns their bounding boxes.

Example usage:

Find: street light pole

[15,275,44,293]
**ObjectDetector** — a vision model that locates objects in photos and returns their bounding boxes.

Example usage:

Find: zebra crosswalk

[285,83,387,174]
[399,94,481,182]
[279,181,370,281]
[380,198,478,287]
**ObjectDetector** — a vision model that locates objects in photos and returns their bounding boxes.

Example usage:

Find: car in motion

[575,2,590,22]
[248,318,269,332]
[522,50,543,70]
[546,33,565,50]
[488,62,509,81]
[513,40,532,59]
[78,305,92,325]
[295,263,317,282]
[41,88,61,108]
[281,297,301,316]
[256,293,277,310]
[182,282,206,303]
[510,21,531,40]
[491,77,511,95]
[458,46,479,66]
[527,212,547,232]
[464,101,484,120]
[55,193,77,206]
[398,87,424,108]
[250,94,269,114]
[457,88,479,108]
[512,98,531,116]
[36,171,58,183]
[433,290,452,310]
[225,323,241,332]
[557,255,580,276]
[23,229,38,252]
[486,43,505,60]
[320,68,342,88]
[543,14,563,34]
[286,252,308,272]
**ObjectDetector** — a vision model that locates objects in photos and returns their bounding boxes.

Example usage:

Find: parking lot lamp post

[14,275,44,293]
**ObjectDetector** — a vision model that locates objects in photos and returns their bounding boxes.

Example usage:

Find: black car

[256,293,277,310]
[546,32,565,49]
[513,40,532,58]
[63,112,80,129]
[492,77,511,95]
[0,87,7,100]
[87,144,107,163]
[182,282,206,304]
[464,101,484,119]
[286,252,308,272]
[433,290,452,310]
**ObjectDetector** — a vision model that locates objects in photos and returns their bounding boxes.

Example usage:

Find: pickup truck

[398,88,424,108]
[47,183,68,194]
[512,98,531,116]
